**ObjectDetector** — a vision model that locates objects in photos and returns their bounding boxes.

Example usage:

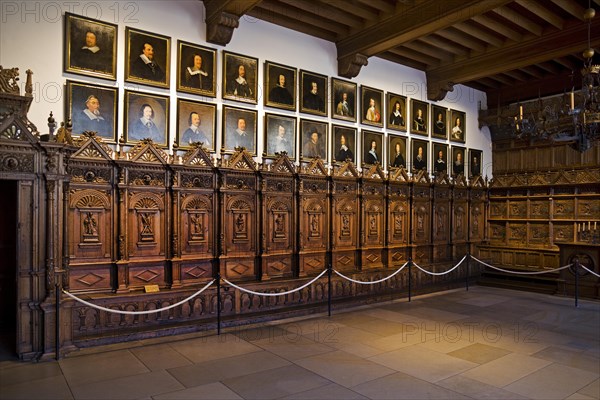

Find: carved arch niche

[361,164,386,270]
[219,149,258,281]
[128,192,165,258]
[387,167,410,266]
[432,173,452,262]
[411,171,432,264]
[452,174,469,259]
[260,153,297,280]
[298,158,329,277]
[332,162,360,273]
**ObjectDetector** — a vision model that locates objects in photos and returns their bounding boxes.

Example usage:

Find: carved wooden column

[66,134,116,294]
[259,154,297,280]
[171,145,216,287]
[411,171,433,265]
[298,159,329,277]
[360,164,386,270]
[469,175,487,257]
[387,168,410,268]
[452,175,469,260]
[218,149,258,281]
[432,173,452,263]
[331,162,360,273]
[119,140,171,292]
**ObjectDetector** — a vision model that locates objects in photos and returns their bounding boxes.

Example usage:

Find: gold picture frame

[125,27,171,89]
[176,99,217,152]
[124,90,170,147]
[177,40,217,98]
[264,61,297,111]
[223,51,258,104]
[222,106,258,154]
[66,80,118,142]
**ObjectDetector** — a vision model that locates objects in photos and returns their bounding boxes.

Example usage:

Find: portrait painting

[223,51,258,104]
[411,99,429,136]
[300,70,328,116]
[222,106,257,155]
[125,27,170,89]
[300,119,328,160]
[432,142,449,176]
[360,86,383,127]
[431,105,448,139]
[362,130,384,166]
[469,149,483,178]
[176,99,216,151]
[66,80,117,141]
[64,12,117,80]
[387,92,407,132]
[332,125,357,163]
[176,40,217,97]
[451,146,466,177]
[388,135,407,169]
[332,78,357,123]
[411,138,429,172]
[264,61,296,111]
[450,109,466,143]
[124,90,169,147]
[264,113,297,159]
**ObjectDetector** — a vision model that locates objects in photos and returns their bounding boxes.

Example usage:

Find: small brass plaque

[144,284,160,293]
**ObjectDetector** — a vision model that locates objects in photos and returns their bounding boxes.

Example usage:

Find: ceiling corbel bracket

[206,11,240,46]
[427,76,455,102]
[337,53,368,79]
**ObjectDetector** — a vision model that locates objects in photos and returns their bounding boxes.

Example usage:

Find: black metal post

[55,283,60,360]
[327,263,332,317]
[574,258,579,308]
[408,257,412,302]
[216,273,222,334]
[465,253,470,291]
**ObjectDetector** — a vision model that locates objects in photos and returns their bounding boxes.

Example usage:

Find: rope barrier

[471,256,572,275]
[222,269,328,296]
[412,255,467,276]
[581,264,600,278]
[333,261,408,285]
[62,279,215,315]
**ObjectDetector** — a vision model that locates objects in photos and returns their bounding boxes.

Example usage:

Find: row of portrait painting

[64,13,466,142]
[66,80,481,176]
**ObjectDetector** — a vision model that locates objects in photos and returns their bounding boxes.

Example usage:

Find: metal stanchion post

[574,258,579,308]
[465,253,470,291]
[55,284,60,361]
[216,273,222,334]
[328,263,332,317]
[408,257,412,302]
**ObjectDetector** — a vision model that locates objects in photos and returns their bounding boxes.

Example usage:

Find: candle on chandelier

[519,105,523,119]
[570,91,575,111]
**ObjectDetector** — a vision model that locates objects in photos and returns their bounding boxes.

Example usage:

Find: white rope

[334,261,409,285]
[222,269,327,296]
[471,256,572,275]
[580,264,600,278]
[62,279,215,315]
[412,255,467,276]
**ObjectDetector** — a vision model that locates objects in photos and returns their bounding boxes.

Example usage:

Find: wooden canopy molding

[202,0,599,104]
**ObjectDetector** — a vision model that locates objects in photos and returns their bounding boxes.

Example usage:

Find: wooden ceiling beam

[486,70,581,106]
[554,57,579,70]
[388,48,440,66]
[419,35,469,56]
[202,0,263,45]
[426,18,600,101]
[502,70,529,81]
[247,7,338,41]
[471,14,522,42]
[377,52,427,71]
[488,74,515,86]
[491,6,543,36]
[326,1,378,23]
[536,61,562,74]
[515,0,564,29]
[401,41,454,64]
[436,28,487,52]
[277,0,363,28]
[355,0,395,15]
[336,0,512,78]
[550,0,585,20]
[453,22,505,48]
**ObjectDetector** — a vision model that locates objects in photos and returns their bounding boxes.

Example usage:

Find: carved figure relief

[341,214,350,237]
[309,213,319,237]
[273,213,285,239]
[369,214,377,236]
[393,213,403,237]
[455,206,464,237]
[82,211,99,242]
[189,212,204,241]
[139,212,154,242]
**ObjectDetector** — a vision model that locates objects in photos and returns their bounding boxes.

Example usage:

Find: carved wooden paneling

[361,164,386,270]
[553,199,574,219]
[261,154,297,279]
[332,162,360,272]
[220,149,258,281]
[298,159,329,277]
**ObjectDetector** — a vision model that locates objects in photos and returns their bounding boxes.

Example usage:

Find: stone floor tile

[168,334,261,363]
[131,343,192,371]
[281,382,368,399]
[167,350,290,388]
[504,363,598,399]
[533,345,600,374]
[295,349,396,387]
[222,364,330,399]
[437,374,528,399]
[576,378,600,399]
[152,381,243,399]
[460,352,552,387]
[0,375,73,400]
[448,342,512,364]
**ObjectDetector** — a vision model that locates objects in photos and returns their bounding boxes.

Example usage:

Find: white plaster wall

[1,0,492,177]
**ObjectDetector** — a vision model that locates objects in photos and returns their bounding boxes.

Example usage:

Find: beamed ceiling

[202,0,600,106]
